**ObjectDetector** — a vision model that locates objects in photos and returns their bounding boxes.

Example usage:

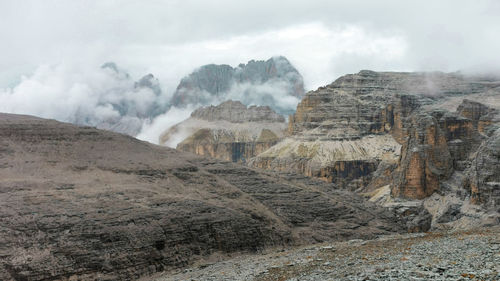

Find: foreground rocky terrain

[2,69,499,281]
[160,100,287,162]
[0,113,405,281]
[153,226,500,281]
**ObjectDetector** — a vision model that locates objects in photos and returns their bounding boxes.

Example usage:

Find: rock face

[249,135,401,191]
[170,56,305,114]
[0,113,405,280]
[160,100,287,163]
[253,71,465,190]
[251,70,500,204]
[391,113,453,199]
[464,129,500,207]
[190,100,285,123]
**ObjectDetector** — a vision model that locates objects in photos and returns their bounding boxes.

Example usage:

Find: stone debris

[155,227,500,281]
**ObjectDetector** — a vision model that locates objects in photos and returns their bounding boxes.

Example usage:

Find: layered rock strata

[251,70,500,204]
[391,113,453,199]
[160,100,287,163]
[0,113,405,280]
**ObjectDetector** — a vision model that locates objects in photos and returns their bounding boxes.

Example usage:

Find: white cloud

[118,22,408,93]
[1,0,499,145]
[136,105,196,145]
[0,63,169,135]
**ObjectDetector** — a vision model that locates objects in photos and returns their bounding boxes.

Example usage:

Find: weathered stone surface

[464,128,500,207]
[288,71,498,141]
[253,71,449,190]
[160,101,287,163]
[170,56,305,114]
[436,203,463,223]
[457,99,495,126]
[384,201,432,233]
[433,111,475,170]
[250,135,401,191]
[176,128,280,163]
[190,100,285,123]
[253,70,500,199]
[391,113,453,199]
[154,227,500,281]
[0,113,404,280]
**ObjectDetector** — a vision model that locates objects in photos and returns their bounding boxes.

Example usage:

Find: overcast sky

[1,0,500,92]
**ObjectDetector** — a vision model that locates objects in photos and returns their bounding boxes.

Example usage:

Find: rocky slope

[250,70,500,228]
[169,56,305,114]
[0,113,405,281]
[153,227,500,281]
[160,100,287,163]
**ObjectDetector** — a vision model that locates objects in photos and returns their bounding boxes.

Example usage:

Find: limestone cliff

[251,70,500,199]
[160,100,287,163]
[391,113,453,199]
[464,128,500,207]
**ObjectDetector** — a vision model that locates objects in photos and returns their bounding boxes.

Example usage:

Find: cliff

[0,113,405,281]
[160,100,287,163]
[250,70,500,228]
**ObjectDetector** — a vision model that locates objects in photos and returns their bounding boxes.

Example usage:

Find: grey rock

[191,100,285,123]
[170,56,305,114]
[436,204,463,223]
[464,128,500,208]
[0,113,404,281]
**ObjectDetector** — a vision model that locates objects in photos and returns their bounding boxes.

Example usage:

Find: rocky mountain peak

[169,56,305,114]
[0,113,404,280]
[134,73,162,96]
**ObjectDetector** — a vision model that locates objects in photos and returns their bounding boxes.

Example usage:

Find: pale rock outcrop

[464,128,500,207]
[252,70,500,196]
[160,101,287,163]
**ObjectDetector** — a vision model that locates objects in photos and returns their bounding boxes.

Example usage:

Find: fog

[1,0,499,143]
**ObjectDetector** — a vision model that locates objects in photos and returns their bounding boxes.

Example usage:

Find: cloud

[0,62,169,135]
[136,105,196,146]
[224,80,302,115]
[1,0,499,145]
[118,22,407,92]
[2,0,499,91]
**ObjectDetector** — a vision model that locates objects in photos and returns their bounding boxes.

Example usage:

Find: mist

[136,105,196,145]
[0,62,170,136]
[1,0,500,144]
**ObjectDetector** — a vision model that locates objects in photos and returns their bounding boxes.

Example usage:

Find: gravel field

[152,227,500,281]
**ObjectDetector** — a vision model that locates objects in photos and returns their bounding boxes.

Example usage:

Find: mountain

[0,113,404,281]
[95,63,169,135]
[160,100,287,162]
[169,56,305,115]
[249,70,500,229]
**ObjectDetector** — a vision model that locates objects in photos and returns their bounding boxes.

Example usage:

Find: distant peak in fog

[169,56,305,115]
